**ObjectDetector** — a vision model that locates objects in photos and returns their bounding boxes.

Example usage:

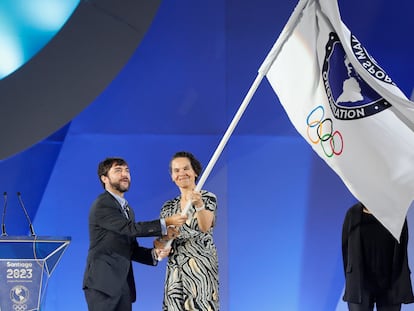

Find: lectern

[0,236,71,311]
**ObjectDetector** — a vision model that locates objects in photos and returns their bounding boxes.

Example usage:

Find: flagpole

[158,72,265,259]
[199,2,308,186]
[184,1,307,210]
[190,72,265,203]
[186,0,309,214]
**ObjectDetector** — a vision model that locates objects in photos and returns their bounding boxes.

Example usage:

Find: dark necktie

[121,203,129,219]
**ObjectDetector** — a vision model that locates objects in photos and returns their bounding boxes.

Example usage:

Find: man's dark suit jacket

[83,191,163,302]
[342,202,414,304]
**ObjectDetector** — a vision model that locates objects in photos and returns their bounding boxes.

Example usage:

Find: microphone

[16,192,36,236]
[1,192,7,236]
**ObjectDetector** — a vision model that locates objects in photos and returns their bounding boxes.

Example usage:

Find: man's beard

[110,179,130,193]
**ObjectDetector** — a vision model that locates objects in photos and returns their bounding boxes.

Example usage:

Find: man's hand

[165,213,187,227]
[154,238,172,259]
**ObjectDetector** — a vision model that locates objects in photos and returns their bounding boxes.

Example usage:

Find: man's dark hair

[97,157,128,188]
[169,151,202,182]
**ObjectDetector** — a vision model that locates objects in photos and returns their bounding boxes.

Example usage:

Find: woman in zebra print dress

[158,151,219,310]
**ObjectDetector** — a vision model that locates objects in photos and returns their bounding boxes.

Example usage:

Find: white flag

[261,0,414,240]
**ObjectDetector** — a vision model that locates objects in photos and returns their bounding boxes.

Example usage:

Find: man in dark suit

[83,157,187,311]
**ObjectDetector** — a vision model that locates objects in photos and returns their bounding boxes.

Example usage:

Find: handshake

[154,213,187,260]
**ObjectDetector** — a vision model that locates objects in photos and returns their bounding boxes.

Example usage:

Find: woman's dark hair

[97,157,128,188]
[169,151,202,182]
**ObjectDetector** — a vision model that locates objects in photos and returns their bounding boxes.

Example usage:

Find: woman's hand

[190,190,204,209]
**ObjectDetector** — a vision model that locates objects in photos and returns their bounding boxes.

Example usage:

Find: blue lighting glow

[0,0,80,79]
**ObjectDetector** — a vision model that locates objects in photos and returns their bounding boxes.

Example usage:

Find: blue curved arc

[0,0,80,79]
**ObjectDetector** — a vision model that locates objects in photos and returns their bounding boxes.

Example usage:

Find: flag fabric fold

[262,0,414,240]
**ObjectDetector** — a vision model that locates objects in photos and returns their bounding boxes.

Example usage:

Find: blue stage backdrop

[0,0,413,310]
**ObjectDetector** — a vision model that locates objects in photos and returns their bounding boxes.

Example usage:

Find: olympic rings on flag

[13,304,27,311]
[306,105,343,157]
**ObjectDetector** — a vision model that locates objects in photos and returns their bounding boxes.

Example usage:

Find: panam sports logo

[322,32,392,120]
